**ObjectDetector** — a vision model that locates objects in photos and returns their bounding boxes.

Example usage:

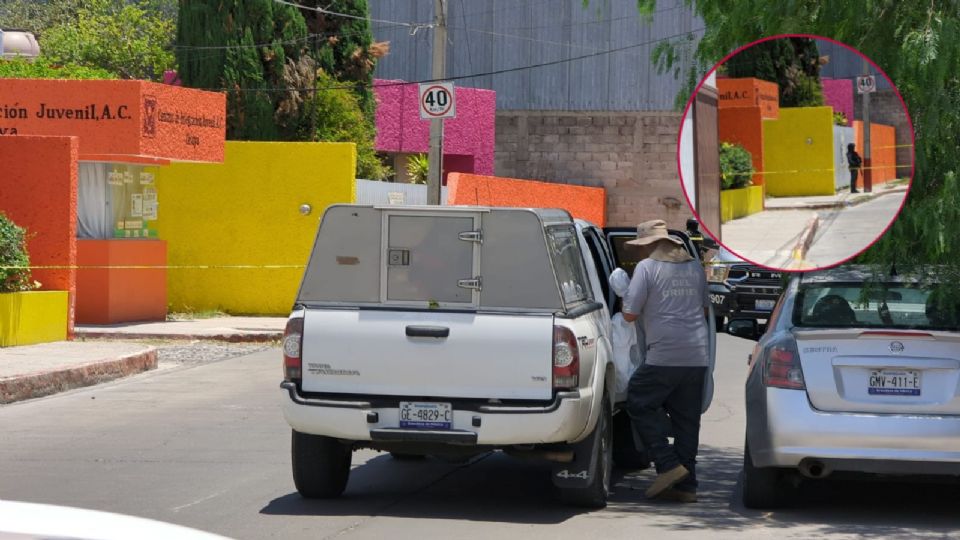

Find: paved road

[805,193,906,266]
[2,336,959,539]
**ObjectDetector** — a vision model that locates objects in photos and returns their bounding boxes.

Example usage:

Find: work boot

[851,189,860,193]
[645,465,690,498]
[657,488,698,503]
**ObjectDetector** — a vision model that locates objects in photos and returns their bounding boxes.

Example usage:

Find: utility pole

[427,0,447,205]
[861,58,873,193]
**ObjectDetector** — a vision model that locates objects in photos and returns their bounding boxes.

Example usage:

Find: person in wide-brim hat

[626,219,692,263]
[620,218,709,503]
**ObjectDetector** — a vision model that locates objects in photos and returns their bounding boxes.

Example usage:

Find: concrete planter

[0,290,68,347]
[721,185,764,223]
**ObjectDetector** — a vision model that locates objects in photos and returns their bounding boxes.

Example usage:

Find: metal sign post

[858,71,876,193]
[420,81,455,205]
[426,0,448,206]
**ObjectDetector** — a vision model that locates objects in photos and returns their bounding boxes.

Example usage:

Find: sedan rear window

[794,283,960,331]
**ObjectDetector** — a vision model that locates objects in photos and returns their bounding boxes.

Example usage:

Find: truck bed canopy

[296,205,572,311]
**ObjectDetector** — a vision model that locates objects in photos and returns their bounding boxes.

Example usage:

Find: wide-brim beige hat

[626,219,685,246]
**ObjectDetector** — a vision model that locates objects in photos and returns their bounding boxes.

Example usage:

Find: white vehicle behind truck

[280,205,714,507]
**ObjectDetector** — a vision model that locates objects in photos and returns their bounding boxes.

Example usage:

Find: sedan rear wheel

[742,439,791,509]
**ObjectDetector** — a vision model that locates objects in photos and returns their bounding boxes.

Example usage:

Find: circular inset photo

[678,35,914,271]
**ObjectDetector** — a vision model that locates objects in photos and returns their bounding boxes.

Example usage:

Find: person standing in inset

[847,143,863,193]
[621,220,710,503]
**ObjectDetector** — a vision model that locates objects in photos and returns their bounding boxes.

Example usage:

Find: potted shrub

[719,143,763,222]
[0,212,68,346]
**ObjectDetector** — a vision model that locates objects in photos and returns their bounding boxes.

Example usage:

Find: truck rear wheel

[558,396,613,508]
[291,430,352,498]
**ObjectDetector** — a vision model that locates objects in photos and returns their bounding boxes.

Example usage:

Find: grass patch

[167,309,229,321]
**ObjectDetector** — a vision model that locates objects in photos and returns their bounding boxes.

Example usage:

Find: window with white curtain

[77,163,158,239]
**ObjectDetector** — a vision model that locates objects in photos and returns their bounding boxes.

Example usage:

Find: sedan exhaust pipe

[798,459,832,479]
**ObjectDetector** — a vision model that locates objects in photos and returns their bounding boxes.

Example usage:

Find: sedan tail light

[763,336,805,390]
[553,325,580,390]
[283,317,304,381]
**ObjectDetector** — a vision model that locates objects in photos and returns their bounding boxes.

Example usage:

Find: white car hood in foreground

[0,500,232,540]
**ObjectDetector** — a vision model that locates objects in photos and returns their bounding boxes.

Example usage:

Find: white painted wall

[833,125,855,190]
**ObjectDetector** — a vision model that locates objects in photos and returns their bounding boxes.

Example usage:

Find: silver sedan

[729,266,960,508]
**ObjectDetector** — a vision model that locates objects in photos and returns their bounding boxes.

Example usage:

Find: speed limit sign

[419,82,456,119]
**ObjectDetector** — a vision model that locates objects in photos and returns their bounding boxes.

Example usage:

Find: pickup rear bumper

[280,382,594,445]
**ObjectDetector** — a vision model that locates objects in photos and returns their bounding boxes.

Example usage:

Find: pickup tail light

[763,337,805,390]
[553,325,580,390]
[283,317,304,381]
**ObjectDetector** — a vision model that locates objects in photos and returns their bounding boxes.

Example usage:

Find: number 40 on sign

[419,82,456,119]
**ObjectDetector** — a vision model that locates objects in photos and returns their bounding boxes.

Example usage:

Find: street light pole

[427,0,447,205]
[862,59,873,193]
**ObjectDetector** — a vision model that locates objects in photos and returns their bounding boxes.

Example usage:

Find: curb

[766,187,908,212]
[791,214,820,262]
[0,348,157,405]
[74,331,282,343]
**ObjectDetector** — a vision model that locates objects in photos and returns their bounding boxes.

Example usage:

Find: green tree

[723,37,824,107]
[27,0,176,80]
[406,154,429,185]
[0,57,115,80]
[719,142,754,190]
[0,0,84,37]
[176,0,309,140]
[313,71,391,180]
[646,0,960,281]
[177,0,389,178]
[298,0,385,122]
[0,213,34,293]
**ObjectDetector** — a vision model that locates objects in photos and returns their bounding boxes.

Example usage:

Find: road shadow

[261,452,583,525]
[608,445,960,538]
[262,445,960,534]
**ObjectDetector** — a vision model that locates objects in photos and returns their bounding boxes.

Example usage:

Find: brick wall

[494,111,692,229]
[853,90,913,178]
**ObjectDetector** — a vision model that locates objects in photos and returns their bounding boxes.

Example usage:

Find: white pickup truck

[280,205,714,507]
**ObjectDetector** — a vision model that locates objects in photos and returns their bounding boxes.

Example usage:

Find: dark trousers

[627,364,706,492]
[850,168,859,192]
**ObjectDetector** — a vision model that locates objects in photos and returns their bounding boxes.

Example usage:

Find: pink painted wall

[374,79,495,175]
[822,78,854,123]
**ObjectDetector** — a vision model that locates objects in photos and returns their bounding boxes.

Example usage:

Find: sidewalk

[720,209,819,269]
[764,182,908,210]
[2,316,286,405]
[76,316,285,342]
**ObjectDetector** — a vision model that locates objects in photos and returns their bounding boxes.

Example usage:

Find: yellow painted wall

[154,141,356,314]
[762,107,836,197]
[720,185,764,223]
[0,291,69,347]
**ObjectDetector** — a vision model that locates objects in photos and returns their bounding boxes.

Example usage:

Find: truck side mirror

[727,319,761,341]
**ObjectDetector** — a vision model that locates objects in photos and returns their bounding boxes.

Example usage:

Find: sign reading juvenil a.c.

[0,78,226,162]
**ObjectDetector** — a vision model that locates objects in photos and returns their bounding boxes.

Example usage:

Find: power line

[272,0,434,30]
[194,27,706,93]
[498,4,686,33]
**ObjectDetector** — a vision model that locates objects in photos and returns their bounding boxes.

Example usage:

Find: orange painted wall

[717,78,779,118]
[718,107,765,186]
[0,79,224,162]
[853,121,897,184]
[447,173,607,226]
[0,135,77,332]
[75,240,167,324]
